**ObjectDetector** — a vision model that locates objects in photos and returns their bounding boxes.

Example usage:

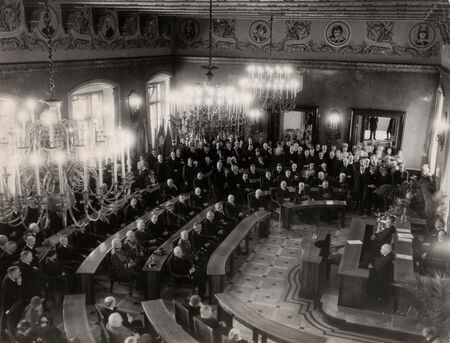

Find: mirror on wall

[280,106,319,143]
[349,108,405,152]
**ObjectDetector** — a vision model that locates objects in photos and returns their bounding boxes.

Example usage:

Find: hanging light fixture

[0,1,135,228]
[169,0,255,142]
[239,16,303,112]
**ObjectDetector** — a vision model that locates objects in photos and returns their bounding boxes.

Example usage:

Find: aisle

[224,218,403,343]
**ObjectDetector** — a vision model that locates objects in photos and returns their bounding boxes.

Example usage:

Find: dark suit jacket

[203,219,218,237]
[372,252,394,279]
[249,195,266,211]
[224,202,240,220]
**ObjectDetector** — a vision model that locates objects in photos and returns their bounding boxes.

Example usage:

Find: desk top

[338,218,373,278]
[216,293,327,343]
[76,192,177,275]
[141,299,198,343]
[63,294,96,343]
[283,200,347,209]
[143,204,215,272]
[207,210,270,276]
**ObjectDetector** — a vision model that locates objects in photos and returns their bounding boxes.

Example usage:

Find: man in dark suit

[202,211,225,240]
[369,116,378,140]
[182,157,196,192]
[164,178,180,199]
[166,151,182,186]
[261,171,273,191]
[249,189,267,211]
[368,244,394,301]
[190,222,217,253]
[0,266,23,332]
[146,213,169,244]
[18,251,43,303]
[55,236,84,268]
[224,194,244,222]
[371,215,396,251]
[193,172,209,195]
[276,181,291,203]
[153,154,165,184]
[191,187,209,211]
[174,194,196,222]
[123,197,142,224]
[209,161,227,201]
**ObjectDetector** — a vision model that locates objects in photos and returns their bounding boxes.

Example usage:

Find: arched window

[429,86,444,175]
[69,81,119,139]
[146,74,171,147]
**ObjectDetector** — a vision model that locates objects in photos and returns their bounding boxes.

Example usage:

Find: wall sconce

[127,90,142,124]
[328,109,341,129]
[435,114,449,152]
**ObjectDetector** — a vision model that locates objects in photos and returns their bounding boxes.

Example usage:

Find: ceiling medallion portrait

[178,18,200,41]
[325,21,351,47]
[409,22,435,49]
[249,20,270,44]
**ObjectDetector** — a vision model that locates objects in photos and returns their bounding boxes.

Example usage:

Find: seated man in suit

[123,197,143,224]
[100,296,142,332]
[106,312,138,343]
[72,223,103,255]
[318,180,333,200]
[224,194,244,222]
[198,305,225,341]
[203,211,226,240]
[164,178,180,199]
[190,222,217,254]
[170,246,195,280]
[214,202,236,229]
[146,213,169,245]
[191,187,209,211]
[368,244,394,301]
[261,170,273,191]
[193,172,209,195]
[110,239,138,279]
[249,189,267,211]
[174,194,197,222]
[134,219,158,252]
[122,231,146,267]
[55,235,84,270]
[294,182,310,204]
[21,235,39,267]
[177,230,194,262]
[276,181,291,203]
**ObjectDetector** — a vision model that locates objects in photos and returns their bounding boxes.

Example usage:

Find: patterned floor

[223,218,410,343]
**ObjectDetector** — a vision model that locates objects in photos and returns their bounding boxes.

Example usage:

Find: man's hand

[189,267,196,274]
[368,263,373,269]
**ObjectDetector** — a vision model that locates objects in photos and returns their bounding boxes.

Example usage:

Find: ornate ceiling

[50,0,450,21]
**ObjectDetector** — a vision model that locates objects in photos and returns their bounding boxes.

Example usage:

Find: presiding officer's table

[281,200,346,230]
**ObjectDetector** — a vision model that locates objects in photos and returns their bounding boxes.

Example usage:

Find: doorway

[280,106,319,143]
[349,108,405,151]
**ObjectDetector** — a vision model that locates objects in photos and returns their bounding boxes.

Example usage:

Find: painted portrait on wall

[38,5,58,38]
[141,16,157,42]
[178,18,199,41]
[325,21,351,47]
[98,13,116,40]
[0,0,22,33]
[366,22,393,44]
[249,20,270,44]
[409,22,435,49]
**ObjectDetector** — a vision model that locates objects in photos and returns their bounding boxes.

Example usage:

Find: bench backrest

[141,299,198,343]
[193,317,216,343]
[173,300,191,333]
[207,210,271,276]
[63,294,96,343]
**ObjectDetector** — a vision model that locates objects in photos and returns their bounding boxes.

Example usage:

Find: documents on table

[397,232,414,239]
[347,240,363,244]
[397,228,411,234]
[398,237,412,243]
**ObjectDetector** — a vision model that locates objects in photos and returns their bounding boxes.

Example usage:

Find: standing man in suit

[369,116,378,140]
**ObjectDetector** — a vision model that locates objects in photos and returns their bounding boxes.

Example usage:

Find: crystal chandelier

[239,16,303,112]
[0,1,134,228]
[169,0,255,142]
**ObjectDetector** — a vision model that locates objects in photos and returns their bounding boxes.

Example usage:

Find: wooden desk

[281,200,346,230]
[299,227,331,296]
[76,192,176,304]
[63,294,96,343]
[338,218,373,309]
[207,210,271,302]
[141,299,198,343]
[216,293,327,343]
[143,204,215,300]
[393,220,416,313]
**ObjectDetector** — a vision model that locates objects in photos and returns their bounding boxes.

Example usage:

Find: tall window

[429,86,444,175]
[146,74,171,147]
[69,82,118,139]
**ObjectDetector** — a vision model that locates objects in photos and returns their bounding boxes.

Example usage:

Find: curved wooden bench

[76,190,177,304]
[207,210,271,301]
[216,293,327,343]
[281,200,347,230]
[63,294,96,343]
[337,218,373,308]
[141,299,198,343]
[143,204,215,300]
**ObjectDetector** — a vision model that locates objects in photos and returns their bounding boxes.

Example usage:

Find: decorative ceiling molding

[51,0,450,21]
[174,56,438,73]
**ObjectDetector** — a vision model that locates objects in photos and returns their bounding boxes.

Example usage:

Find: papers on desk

[397,228,411,234]
[397,233,414,239]
[347,240,363,244]
[398,237,412,243]
[396,253,413,260]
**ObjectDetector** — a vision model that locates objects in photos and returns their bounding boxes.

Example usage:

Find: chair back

[193,317,215,343]
[173,300,191,333]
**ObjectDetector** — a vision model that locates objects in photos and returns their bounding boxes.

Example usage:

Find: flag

[157,123,165,156]
[164,124,173,158]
